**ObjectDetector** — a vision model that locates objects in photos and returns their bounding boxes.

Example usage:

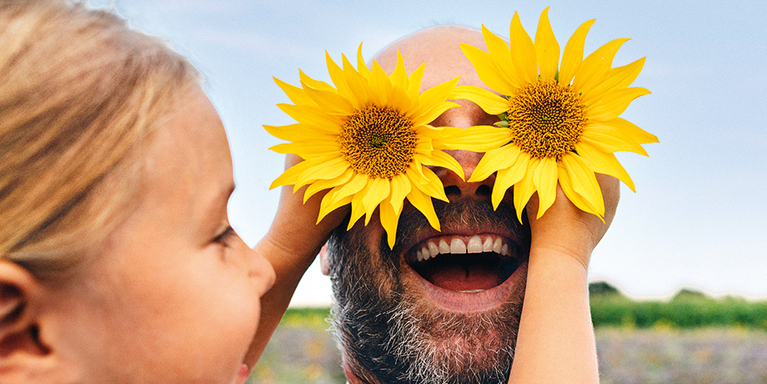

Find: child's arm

[249,155,349,362]
[509,174,620,383]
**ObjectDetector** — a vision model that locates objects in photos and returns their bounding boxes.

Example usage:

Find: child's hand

[509,174,618,384]
[263,154,350,266]
[250,155,349,363]
[525,173,620,270]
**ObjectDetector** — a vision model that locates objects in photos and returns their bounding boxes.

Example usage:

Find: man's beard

[327,198,528,384]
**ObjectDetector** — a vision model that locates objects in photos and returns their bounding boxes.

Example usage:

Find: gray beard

[327,199,528,384]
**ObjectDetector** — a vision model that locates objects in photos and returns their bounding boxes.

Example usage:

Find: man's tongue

[424,258,501,291]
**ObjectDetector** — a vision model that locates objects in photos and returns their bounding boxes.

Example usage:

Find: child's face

[55,86,275,383]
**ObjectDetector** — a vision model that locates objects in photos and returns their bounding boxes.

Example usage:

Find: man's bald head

[373,25,491,91]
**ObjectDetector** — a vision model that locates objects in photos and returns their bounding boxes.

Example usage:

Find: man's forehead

[372,25,492,91]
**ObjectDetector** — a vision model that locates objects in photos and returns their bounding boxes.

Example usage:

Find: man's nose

[432,149,494,200]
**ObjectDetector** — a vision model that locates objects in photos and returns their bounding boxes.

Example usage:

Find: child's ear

[0,260,54,383]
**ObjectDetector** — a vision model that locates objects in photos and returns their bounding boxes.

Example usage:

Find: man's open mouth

[405,234,523,293]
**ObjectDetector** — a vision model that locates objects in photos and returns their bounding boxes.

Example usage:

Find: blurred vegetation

[279,307,331,328]
[281,283,767,330]
[589,282,767,330]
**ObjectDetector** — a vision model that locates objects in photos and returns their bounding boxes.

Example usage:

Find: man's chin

[361,277,524,384]
[389,256,527,383]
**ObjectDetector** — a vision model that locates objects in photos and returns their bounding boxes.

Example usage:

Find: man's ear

[0,260,52,382]
[319,243,330,276]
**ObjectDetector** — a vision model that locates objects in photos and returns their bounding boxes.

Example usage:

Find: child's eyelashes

[213,226,235,246]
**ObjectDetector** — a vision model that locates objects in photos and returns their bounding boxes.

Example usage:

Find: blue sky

[101,0,767,305]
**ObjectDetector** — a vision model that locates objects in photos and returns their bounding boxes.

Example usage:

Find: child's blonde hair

[0,0,200,281]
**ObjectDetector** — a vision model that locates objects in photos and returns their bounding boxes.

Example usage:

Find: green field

[589,283,767,330]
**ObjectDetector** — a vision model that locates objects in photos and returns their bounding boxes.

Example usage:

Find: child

[0,1,341,382]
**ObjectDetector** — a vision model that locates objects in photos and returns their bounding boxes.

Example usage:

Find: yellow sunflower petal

[318,189,353,225]
[491,153,528,210]
[379,198,401,249]
[513,172,537,222]
[412,100,459,127]
[406,186,440,231]
[295,156,348,188]
[346,192,367,230]
[288,156,341,190]
[480,25,523,91]
[411,77,460,123]
[429,126,463,149]
[559,19,595,86]
[263,124,335,142]
[557,163,600,217]
[325,51,357,104]
[406,161,430,185]
[580,133,646,157]
[441,125,511,152]
[387,52,414,113]
[581,57,646,105]
[388,173,412,214]
[368,60,393,106]
[416,150,465,181]
[602,117,659,144]
[298,69,335,92]
[356,43,372,79]
[413,129,435,150]
[460,42,518,96]
[274,77,314,106]
[407,63,425,101]
[304,169,354,204]
[325,172,368,207]
[301,80,355,115]
[534,7,560,82]
[268,142,338,157]
[341,53,368,109]
[560,153,604,218]
[269,159,312,189]
[390,51,410,91]
[575,141,635,192]
[412,166,449,202]
[469,144,520,183]
[580,125,648,156]
[587,87,651,121]
[361,178,390,225]
[303,168,354,202]
[450,85,510,115]
[571,38,630,95]
[532,156,558,218]
[509,11,539,84]
[276,103,342,133]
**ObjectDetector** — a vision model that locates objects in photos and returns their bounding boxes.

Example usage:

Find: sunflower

[265,45,469,247]
[451,8,658,221]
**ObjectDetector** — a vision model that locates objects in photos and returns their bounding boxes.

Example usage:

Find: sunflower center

[339,104,416,178]
[506,80,586,160]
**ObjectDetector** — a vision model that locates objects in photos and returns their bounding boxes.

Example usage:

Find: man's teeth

[414,235,510,262]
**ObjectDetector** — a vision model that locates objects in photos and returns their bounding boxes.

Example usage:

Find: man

[317,25,619,384]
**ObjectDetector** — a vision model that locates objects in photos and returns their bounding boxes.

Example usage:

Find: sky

[98,0,767,305]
